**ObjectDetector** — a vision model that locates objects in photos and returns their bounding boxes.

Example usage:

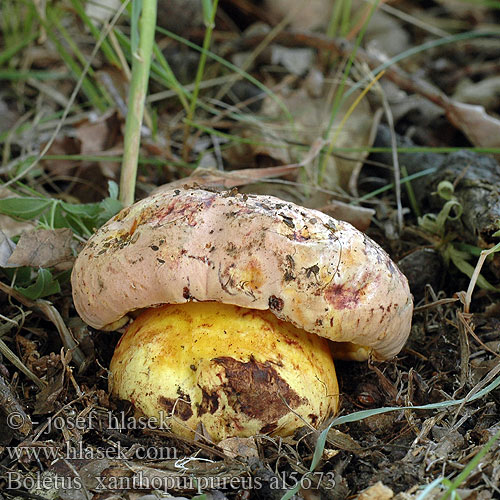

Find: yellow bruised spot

[109,302,339,441]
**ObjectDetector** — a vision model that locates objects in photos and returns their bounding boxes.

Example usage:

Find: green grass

[119,0,157,205]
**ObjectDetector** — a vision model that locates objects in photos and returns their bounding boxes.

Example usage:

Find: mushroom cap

[109,301,338,440]
[72,188,413,360]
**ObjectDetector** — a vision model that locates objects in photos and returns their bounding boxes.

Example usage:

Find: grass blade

[119,0,157,206]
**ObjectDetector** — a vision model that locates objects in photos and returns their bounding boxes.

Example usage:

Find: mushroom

[71,188,413,441]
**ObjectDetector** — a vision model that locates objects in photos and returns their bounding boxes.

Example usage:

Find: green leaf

[448,245,500,292]
[418,200,463,237]
[1,266,32,286]
[131,0,142,53]
[454,242,484,257]
[108,180,119,200]
[0,198,53,220]
[202,0,214,26]
[15,268,61,300]
[96,198,123,226]
[60,201,101,218]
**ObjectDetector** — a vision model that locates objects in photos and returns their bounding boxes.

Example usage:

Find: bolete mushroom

[71,188,412,441]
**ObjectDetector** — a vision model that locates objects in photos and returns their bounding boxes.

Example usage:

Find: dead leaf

[223,126,291,168]
[357,481,394,500]
[75,112,122,179]
[85,0,121,24]
[260,83,378,194]
[218,436,259,459]
[271,46,315,75]
[363,9,410,58]
[96,68,129,118]
[453,76,500,110]
[264,0,331,31]
[445,100,500,148]
[326,428,365,454]
[34,369,65,414]
[76,117,112,155]
[317,200,375,231]
[42,136,81,177]
[7,228,74,270]
[40,113,122,193]
[152,165,302,194]
[0,230,16,268]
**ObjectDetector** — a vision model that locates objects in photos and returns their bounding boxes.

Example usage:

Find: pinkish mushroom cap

[71,188,412,361]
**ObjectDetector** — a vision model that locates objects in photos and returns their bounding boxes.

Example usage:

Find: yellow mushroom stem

[109,302,339,441]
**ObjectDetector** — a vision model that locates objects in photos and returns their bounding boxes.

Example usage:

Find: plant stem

[119,0,157,206]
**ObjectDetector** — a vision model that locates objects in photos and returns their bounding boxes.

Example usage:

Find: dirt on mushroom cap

[71,188,413,360]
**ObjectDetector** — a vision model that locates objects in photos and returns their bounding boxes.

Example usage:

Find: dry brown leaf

[263,0,331,31]
[7,228,74,270]
[34,370,65,414]
[152,165,302,194]
[85,0,121,24]
[445,100,500,148]
[75,113,122,179]
[96,68,129,117]
[271,46,315,75]
[263,0,408,57]
[223,126,291,168]
[453,76,500,109]
[0,230,16,268]
[317,200,375,231]
[218,436,259,459]
[357,481,394,500]
[223,72,377,198]
[326,427,365,454]
[363,9,410,58]
[42,136,81,177]
[261,84,377,194]
[76,118,111,155]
